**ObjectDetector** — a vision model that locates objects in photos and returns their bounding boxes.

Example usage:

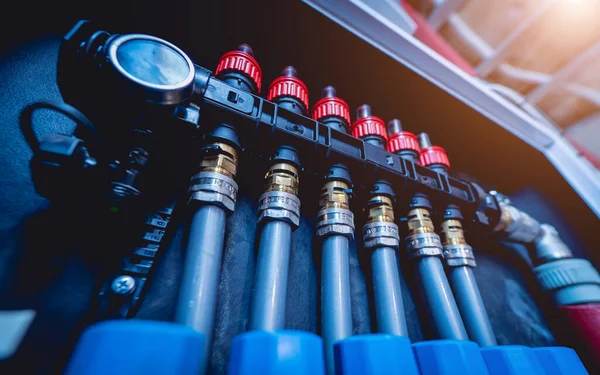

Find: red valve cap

[267,74,309,112]
[387,131,420,154]
[419,145,450,169]
[312,96,351,125]
[215,48,262,93]
[351,116,388,140]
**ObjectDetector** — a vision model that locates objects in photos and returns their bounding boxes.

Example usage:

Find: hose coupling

[493,201,543,244]
[257,147,301,228]
[363,181,399,250]
[440,219,476,267]
[405,207,443,258]
[188,141,238,213]
[316,178,354,238]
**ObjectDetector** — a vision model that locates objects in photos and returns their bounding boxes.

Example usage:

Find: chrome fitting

[316,178,354,238]
[532,224,573,265]
[257,190,301,228]
[188,171,238,213]
[363,221,400,249]
[443,244,476,267]
[440,219,476,267]
[405,207,443,258]
[316,207,355,238]
[405,232,444,258]
[493,202,543,244]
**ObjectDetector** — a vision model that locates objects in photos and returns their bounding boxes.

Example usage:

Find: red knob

[351,104,387,140]
[312,93,351,125]
[419,145,450,169]
[215,44,262,93]
[267,66,309,111]
[387,119,420,154]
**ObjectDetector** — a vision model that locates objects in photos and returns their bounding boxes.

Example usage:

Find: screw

[111,275,136,295]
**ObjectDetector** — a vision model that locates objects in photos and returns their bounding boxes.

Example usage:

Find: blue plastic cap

[228,330,325,375]
[334,334,419,375]
[480,346,545,375]
[64,320,205,375]
[413,340,490,375]
[533,347,589,375]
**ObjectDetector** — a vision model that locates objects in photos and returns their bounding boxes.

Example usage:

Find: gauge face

[116,39,190,87]
[108,34,195,104]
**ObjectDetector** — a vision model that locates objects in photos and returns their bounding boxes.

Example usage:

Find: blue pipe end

[228,330,325,375]
[334,334,419,375]
[533,347,589,375]
[480,345,546,375]
[64,320,205,375]
[413,339,489,375]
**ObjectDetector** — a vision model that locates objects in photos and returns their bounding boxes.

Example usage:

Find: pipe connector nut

[405,232,443,258]
[443,244,476,267]
[257,190,301,228]
[316,207,355,239]
[362,221,400,250]
[188,171,238,213]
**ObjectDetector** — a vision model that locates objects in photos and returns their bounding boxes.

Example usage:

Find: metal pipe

[175,204,227,371]
[322,234,353,375]
[416,256,468,340]
[448,266,496,346]
[372,246,408,336]
[249,220,293,331]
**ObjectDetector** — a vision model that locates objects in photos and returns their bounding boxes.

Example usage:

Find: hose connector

[493,201,543,244]
[404,195,443,258]
[188,125,240,213]
[363,180,400,250]
[532,224,573,265]
[257,146,301,229]
[316,164,355,239]
[439,219,476,267]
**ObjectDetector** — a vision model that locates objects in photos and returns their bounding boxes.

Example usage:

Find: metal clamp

[405,232,443,258]
[316,207,355,239]
[188,171,238,213]
[362,221,400,249]
[443,244,476,267]
[257,190,301,228]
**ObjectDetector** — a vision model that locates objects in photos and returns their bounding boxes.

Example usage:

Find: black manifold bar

[199,76,500,229]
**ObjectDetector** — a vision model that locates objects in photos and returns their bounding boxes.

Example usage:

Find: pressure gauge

[107,34,195,105]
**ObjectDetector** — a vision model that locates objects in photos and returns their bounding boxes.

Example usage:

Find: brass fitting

[406,208,436,235]
[365,195,395,224]
[319,180,351,210]
[439,219,467,246]
[199,142,238,179]
[264,162,299,196]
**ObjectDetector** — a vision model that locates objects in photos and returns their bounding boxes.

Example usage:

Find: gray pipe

[448,266,497,346]
[416,256,468,340]
[322,235,353,375]
[372,247,408,336]
[175,204,227,373]
[249,221,293,331]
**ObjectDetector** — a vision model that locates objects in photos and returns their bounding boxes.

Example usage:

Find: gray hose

[175,205,227,374]
[372,247,408,336]
[249,221,293,331]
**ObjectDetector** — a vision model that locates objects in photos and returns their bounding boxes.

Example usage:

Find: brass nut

[439,219,467,246]
[319,180,351,210]
[366,195,395,224]
[199,142,238,179]
[406,208,436,235]
[264,162,299,196]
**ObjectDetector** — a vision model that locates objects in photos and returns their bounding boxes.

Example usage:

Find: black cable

[20,101,97,151]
